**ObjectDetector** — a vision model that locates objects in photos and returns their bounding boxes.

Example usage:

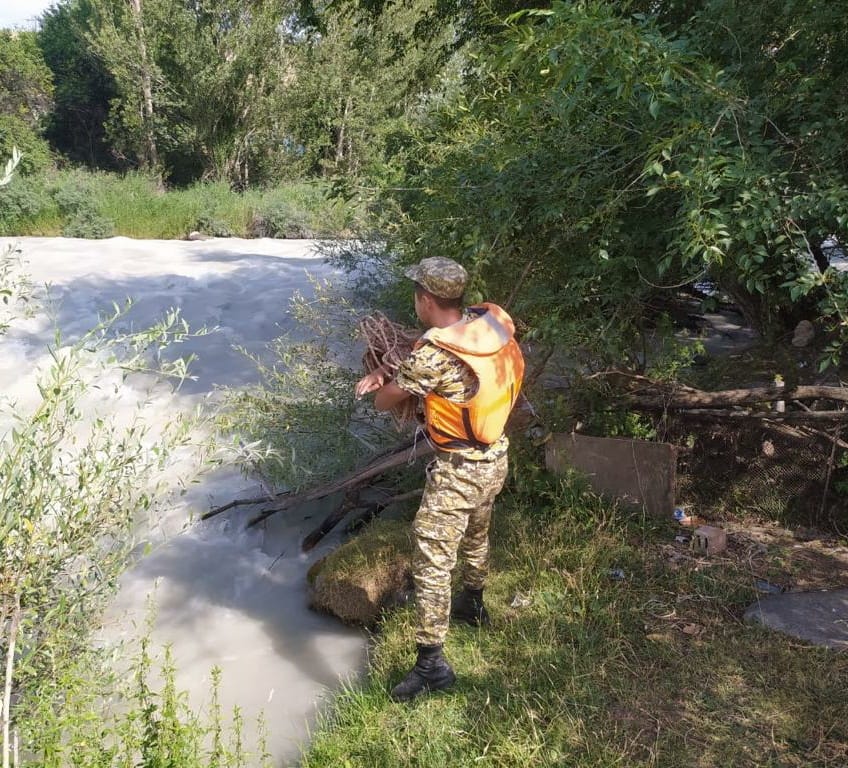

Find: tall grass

[0,169,358,239]
[21,635,272,768]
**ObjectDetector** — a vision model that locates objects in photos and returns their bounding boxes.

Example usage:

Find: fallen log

[627,384,848,410]
[245,439,434,529]
[667,408,848,423]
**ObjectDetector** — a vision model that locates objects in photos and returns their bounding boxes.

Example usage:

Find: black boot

[390,644,456,702]
[451,587,490,627]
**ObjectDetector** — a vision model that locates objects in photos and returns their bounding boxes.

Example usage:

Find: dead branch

[587,369,700,394]
[820,427,842,518]
[799,426,848,451]
[246,440,433,528]
[202,491,285,521]
[301,488,362,552]
[202,439,422,523]
[306,487,423,552]
[504,259,534,311]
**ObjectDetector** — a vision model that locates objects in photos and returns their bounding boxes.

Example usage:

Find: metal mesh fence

[664,418,847,528]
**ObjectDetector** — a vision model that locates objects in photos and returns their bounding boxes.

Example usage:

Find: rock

[792,526,819,542]
[791,319,815,347]
[187,230,211,241]
[745,589,848,649]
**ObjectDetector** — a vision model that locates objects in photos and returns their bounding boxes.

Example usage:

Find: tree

[361,1,848,366]
[0,31,53,174]
[39,0,118,167]
[78,0,302,185]
[81,0,162,175]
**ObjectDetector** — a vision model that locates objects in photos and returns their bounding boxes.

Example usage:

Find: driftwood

[245,439,433,529]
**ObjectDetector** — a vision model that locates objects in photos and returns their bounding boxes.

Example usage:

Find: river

[0,236,365,764]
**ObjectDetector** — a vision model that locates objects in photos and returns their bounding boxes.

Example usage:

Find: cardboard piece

[545,432,677,517]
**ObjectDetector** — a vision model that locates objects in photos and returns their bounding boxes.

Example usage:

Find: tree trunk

[334,94,351,169]
[128,0,160,180]
[1,596,21,768]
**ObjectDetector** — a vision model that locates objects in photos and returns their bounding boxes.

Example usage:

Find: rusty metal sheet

[545,432,677,517]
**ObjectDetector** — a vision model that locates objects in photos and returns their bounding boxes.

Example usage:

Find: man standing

[355,257,525,702]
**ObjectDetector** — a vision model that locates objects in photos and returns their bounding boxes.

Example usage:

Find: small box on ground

[692,525,727,556]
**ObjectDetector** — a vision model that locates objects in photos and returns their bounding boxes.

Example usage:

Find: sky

[0,0,54,30]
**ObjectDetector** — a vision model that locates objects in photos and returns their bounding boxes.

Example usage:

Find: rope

[358,311,420,427]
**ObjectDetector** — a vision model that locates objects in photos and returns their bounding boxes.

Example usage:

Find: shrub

[194,213,233,237]
[52,175,93,215]
[0,115,52,175]
[249,201,314,239]
[0,175,52,232]
[62,206,115,238]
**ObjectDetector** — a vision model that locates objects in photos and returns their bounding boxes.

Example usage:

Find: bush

[194,213,233,238]
[52,174,93,215]
[250,201,314,238]
[48,170,115,237]
[0,115,51,175]
[62,206,115,238]
[0,175,52,233]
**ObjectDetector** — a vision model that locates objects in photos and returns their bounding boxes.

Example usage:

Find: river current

[0,236,365,764]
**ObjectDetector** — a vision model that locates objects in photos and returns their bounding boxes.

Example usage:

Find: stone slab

[545,433,677,517]
[744,589,848,649]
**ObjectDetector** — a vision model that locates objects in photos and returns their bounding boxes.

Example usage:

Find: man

[355,256,525,702]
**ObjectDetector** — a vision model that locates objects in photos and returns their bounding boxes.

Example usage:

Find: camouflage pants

[413,452,509,646]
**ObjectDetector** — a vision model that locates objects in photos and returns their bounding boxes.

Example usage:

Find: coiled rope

[359,311,420,427]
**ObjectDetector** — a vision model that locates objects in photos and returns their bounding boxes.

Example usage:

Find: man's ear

[421,291,438,312]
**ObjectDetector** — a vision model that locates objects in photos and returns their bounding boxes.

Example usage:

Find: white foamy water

[0,236,365,764]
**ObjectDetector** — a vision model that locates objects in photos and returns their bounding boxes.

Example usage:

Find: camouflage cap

[404,257,468,299]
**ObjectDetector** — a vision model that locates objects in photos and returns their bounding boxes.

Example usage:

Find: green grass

[301,456,848,767]
[0,168,358,239]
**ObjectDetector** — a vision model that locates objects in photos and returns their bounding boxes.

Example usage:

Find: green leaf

[649,98,660,119]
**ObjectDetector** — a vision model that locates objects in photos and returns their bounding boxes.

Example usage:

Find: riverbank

[301,452,848,767]
[0,170,359,239]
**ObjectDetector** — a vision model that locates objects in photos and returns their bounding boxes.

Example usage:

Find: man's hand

[354,367,413,412]
[355,367,389,399]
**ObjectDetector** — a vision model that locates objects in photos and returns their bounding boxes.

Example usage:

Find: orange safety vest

[416,303,525,451]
